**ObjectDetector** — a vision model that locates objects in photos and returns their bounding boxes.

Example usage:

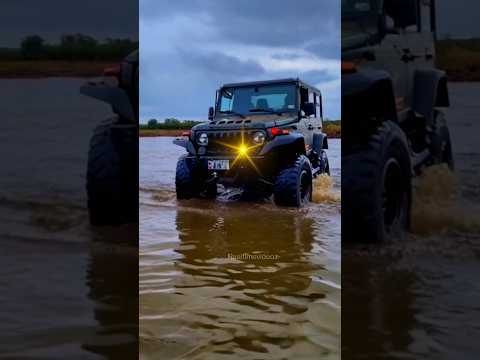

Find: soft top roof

[221,78,321,95]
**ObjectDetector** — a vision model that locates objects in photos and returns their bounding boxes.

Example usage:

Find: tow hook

[206,172,218,183]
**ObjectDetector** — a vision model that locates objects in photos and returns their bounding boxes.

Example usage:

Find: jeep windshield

[342,0,380,50]
[218,84,298,118]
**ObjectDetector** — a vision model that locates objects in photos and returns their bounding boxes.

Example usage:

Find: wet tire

[175,155,197,199]
[343,121,412,243]
[443,131,454,170]
[87,118,138,226]
[175,156,217,200]
[274,155,313,207]
[435,112,454,170]
[319,150,330,175]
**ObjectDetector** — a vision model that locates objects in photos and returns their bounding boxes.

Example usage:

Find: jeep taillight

[270,127,289,137]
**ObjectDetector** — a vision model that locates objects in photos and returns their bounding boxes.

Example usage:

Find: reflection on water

[0,199,138,359]
[140,138,341,359]
[83,225,138,359]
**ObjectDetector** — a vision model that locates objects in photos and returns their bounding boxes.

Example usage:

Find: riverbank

[437,39,480,81]
[0,61,114,78]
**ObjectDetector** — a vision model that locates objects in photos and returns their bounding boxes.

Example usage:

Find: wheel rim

[299,169,311,204]
[382,159,403,229]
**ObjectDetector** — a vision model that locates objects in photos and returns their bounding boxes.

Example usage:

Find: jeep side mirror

[208,106,214,120]
[302,102,315,117]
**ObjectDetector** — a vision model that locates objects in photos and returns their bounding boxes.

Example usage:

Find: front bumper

[187,154,273,186]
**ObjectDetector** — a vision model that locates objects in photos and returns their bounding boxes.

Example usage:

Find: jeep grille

[204,130,262,155]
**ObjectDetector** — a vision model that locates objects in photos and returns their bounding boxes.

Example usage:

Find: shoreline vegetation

[0,33,137,78]
[436,39,480,82]
[140,118,341,138]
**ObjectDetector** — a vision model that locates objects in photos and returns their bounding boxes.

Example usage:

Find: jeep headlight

[252,131,266,145]
[197,132,208,146]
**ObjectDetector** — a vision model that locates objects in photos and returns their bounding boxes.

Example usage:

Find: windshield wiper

[219,110,245,118]
[249,108,283,116]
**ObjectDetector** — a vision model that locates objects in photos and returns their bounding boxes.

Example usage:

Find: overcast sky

[1,0,138,46]
[140,0,341,122]
[436,0,480,38]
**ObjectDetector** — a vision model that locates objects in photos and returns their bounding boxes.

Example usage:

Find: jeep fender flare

[173,138,197,155]
[342,69,398,128]
[413,69,449,124]
[80,84,135,122]
[259,132,306,157]
[312,133,328,153]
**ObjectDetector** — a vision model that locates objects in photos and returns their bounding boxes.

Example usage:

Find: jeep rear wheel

[432,111,454,170]
[274,155,313,207]
[87,118,137,226]
[343,121,411,243]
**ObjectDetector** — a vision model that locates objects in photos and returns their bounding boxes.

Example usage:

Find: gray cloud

[437,0,480,38]
[1,0,138,46]
[140,0,341,121]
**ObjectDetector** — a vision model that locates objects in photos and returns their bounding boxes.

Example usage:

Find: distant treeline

[0,34,137,61]
[140,118,204,130]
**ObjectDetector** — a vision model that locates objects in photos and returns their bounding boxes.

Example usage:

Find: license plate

[208,159,230,170]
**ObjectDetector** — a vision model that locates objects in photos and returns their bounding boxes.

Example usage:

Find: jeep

[173,78,330,207]
[342,0,453,242]
[80,51,138,225]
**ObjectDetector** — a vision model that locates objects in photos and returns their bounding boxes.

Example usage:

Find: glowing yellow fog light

[238,144,248,156]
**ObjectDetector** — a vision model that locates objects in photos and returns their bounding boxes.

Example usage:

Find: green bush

[140,118,203,130]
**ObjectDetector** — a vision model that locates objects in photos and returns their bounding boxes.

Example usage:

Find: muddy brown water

[343,82,480,359]
[139,138,341,359]
[0,79,138,359]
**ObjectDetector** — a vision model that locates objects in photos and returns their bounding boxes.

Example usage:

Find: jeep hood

[192,114,298,132]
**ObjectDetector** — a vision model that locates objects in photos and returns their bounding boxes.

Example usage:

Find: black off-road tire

[175,156,218,200]
[87,118,138,226]
[433,111,454,170]
[319,150,330,175]
[343,121,412,243]
[274,155,313,207]
[175,155,197,199]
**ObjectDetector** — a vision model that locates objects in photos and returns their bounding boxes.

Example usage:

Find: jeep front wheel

[175,156,198,199]
[274,155,313,207]
[175,156,217,200]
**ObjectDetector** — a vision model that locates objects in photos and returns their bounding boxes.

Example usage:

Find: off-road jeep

[80,51,138,225]
[174,78,330,207]
[342,0,453,242]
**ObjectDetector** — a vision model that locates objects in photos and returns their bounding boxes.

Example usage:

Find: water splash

[312,174,340,204]
[411,164,480,235]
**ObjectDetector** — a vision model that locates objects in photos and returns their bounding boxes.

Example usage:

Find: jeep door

[299,86,314,148]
